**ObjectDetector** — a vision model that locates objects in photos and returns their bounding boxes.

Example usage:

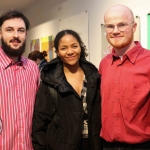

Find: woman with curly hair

[32,29,101,150]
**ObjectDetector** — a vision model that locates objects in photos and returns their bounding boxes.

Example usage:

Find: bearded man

[0,10,39,150]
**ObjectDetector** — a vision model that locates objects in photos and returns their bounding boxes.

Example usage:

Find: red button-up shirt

[99,42,150,144]
[0,47,39,150]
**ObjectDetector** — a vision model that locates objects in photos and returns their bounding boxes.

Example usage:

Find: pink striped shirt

[0,47,39,150]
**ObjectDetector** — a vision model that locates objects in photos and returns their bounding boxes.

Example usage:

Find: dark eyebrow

[118,22,127,24]
[5,26,25,29]
[60,45,67,47]
[104,24,114,26]
[5,26,13,28]
[18,28,26,30]
[72,43,78,45]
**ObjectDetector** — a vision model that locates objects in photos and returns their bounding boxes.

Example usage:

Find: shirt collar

[111,41,143,64]
[0,47,27,69]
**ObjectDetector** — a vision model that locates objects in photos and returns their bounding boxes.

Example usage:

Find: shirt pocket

[121,78,149,110]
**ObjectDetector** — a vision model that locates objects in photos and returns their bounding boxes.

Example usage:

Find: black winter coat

[32,58,101,150]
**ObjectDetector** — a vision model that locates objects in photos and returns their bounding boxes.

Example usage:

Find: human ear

[56,50,59,56]
[133,22,137,33]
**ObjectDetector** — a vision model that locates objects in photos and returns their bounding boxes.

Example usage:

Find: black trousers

[79,138,90,150]
[103,148,150,150]
[102,138,150,150]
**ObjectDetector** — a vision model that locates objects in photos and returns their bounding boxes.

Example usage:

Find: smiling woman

[32,29,101,150]
[56,34,81,68]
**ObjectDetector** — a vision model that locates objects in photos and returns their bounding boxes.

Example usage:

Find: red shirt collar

[111,41,143,64]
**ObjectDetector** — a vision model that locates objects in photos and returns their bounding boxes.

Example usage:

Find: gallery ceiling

[0,0,68,11]
[0,0,38,10]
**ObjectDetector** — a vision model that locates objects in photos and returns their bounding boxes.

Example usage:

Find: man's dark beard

[1,38,26,57]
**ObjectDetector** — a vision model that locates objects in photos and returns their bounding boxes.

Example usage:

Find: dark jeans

[102,139,150,150]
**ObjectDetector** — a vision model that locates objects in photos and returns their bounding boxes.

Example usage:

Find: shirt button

[116,81,118,84]
[116,99,120,102]
[20,142,24,145]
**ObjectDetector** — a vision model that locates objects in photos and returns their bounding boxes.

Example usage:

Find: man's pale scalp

[104,4,134,23]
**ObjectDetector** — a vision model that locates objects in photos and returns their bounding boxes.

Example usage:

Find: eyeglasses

[104,22,134,33]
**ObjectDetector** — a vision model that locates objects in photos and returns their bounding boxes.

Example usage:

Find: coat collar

[41,57,100,92]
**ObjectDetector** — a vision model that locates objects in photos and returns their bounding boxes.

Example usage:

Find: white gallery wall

[23,0,150,68]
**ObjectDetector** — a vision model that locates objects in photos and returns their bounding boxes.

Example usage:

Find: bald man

[99,4,150,150]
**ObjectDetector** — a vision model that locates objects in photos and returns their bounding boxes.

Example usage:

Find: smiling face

[104,5,136,50]
[0,18,27,56]
[57,34,81,67]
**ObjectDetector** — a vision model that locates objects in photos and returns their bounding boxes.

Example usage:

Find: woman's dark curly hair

[54,29,88,59]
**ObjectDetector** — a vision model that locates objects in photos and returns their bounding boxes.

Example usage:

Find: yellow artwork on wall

[41,36,54,62]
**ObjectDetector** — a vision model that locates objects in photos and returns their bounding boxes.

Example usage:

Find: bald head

[104,4,134,23]
[103,4,137,54]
